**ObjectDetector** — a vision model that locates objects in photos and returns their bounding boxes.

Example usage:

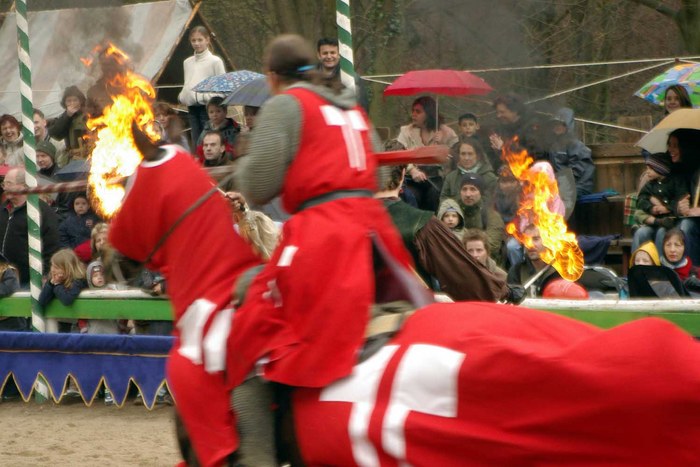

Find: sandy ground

[0,398,180,466]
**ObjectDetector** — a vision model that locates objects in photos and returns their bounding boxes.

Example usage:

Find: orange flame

[503,139,583,281]
[86,43,159,219]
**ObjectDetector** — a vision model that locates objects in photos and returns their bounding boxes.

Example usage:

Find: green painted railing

[522,298,700,336]
[0,290,172,322]
[2,293,700,336]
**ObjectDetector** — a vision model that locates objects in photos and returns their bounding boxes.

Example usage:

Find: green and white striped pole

[336,0,356,92]
[16,0,49,402]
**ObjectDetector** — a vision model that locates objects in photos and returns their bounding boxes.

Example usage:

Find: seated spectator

[506,224,560,294]
[0,114,24,167]
[376,165,512,302]
[36,140,58,178]
[153,101,189,149]
[489,93,538,154]
[661,228,697,282]
[632,153,688,255]
[398,96,458,212]
[200,130,232,167]
[545,108,595,198]
[464,229,507,281]
[441,137,497,205]
[0,253,22,331]
[59,193,102,249]
[437,198,466,241]
[48,85,90,162]
[195,96,240,157]
[457,173,504,261]
[33,108,68,168]
[493,164,521,225]
[457,112,500,169]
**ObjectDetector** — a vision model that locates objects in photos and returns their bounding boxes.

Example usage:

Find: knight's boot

[232,376,277,466]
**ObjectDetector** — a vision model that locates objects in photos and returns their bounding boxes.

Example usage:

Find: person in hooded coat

[545,107,595,198]
[437,197,466,241]
[378,165,512,302]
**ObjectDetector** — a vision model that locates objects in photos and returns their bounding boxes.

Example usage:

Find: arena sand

[0,399,179,466]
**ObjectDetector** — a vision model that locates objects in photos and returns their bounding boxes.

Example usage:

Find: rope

[361,56,700,79]
[525,60,675,104]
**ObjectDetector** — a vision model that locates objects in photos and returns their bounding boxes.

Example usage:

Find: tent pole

[16,0,50,402]
[336,0,356,93]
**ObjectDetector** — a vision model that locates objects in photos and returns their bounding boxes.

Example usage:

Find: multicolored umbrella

[222,76,270,107]
[635,63,700,107]
[192,70,264,94]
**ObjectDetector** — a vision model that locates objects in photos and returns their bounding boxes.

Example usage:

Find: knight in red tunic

[109,144,261,466]
[227,36,417,390]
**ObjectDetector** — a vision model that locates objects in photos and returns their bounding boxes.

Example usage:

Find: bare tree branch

[626,0,679,19]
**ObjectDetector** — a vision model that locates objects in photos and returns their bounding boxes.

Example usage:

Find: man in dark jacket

[0,167,60,287]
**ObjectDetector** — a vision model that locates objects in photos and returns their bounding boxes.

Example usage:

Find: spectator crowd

[1,31,700,406]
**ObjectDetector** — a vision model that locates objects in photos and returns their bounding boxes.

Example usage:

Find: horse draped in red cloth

[111,142,700,466]
[293,302,700,465]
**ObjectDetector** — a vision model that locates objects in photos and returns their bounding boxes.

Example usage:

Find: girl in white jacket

[178,26,225,149]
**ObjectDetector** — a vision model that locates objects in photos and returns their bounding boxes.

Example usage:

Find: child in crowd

[0,253,22,331]
[458,113,480,139]
[178,26,225,146]
[153,101,189,149]
[59,193,102,249]
[437,198,466,241]
[441,137,497,205]
[630,241,661,267]
[40,249,87,400]
[632,152,688,255]
[195,96,240,156]
[38,249,87,311]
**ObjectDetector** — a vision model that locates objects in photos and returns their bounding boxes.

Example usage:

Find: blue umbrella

[192,70,264,94]
[222,76,270,107]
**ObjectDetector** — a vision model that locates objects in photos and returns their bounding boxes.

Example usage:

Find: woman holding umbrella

[397,96,458,211]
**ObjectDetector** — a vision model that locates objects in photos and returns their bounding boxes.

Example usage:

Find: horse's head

[131,120,163,162]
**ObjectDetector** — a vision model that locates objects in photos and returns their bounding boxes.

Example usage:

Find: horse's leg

[274,384,306,467]
[232,376,277,466]
[174,409,201,467]
[175,409,243,467]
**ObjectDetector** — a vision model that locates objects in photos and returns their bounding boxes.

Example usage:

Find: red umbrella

[383,69,493,97]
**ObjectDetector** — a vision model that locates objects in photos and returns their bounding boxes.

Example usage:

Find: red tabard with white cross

[109,145,262,466]
[226,88,415,389]
[293,302,700,466]
[280,87,378,213]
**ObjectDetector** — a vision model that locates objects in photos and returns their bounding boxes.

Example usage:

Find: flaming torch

[503,139,584,282]
[85,43,159,218]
